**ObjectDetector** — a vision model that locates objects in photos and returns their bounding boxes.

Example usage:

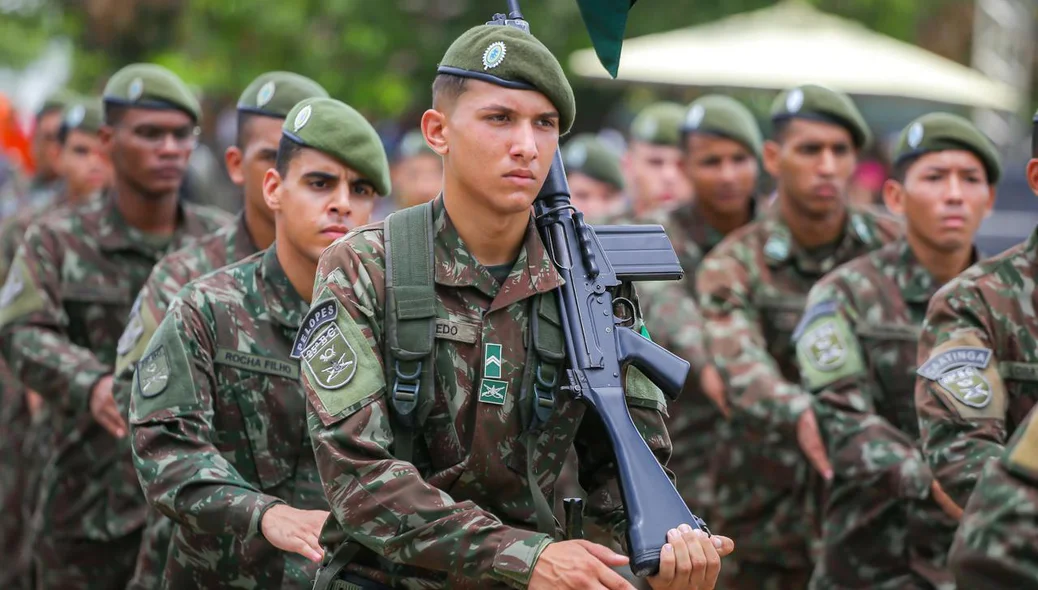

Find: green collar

[260,245,308,328]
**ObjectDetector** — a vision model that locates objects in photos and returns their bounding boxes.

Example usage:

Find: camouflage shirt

[113,212,260,588]
[0,192,231,542]
[129,246,322,589]
[303,198,671,589]
[950,402,1038,589]
[696,205,901,565]
[796,239,964,588]
[916,227,1038,525]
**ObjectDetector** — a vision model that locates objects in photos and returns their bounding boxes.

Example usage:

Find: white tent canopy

[569,0,1022,111]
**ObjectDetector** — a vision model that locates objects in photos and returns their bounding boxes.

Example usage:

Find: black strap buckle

[391,360,422,423]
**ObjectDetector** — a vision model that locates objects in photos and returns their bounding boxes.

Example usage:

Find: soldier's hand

[530,539,635,590]
[89,375,126,438]
[699,365,729,419]
[260,504,327,563]
[648,526,732,590]
[25,388,43,419]
[930,480,963,520]
[796,408,832,481]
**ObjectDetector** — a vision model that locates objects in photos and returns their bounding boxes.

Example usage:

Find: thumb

[578,541,630,567]
[710,535,735,557]
[798,410,833,480]
[930,480,964,521]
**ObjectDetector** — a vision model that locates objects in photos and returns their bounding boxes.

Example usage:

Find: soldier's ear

[1027,159,1038,197]
[881,178,905,216]
[421,109,448,156]
[98,125,115,156]
[262,168,283,213]
[762,140,781,178]
[225,146,244,186]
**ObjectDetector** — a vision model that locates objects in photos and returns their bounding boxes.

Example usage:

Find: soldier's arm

[797,280,929,498]
[0,222,110,410]
[696,249,807,436]
[915,282,1006,508]
[129,294,285,539]
[306,239,551,590]
[638,280,709,375]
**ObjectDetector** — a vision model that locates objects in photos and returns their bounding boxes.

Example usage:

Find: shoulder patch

[795,304,865,392]
[917,347,992,380]
[137,345,170,398]
[292,299,338,359]
[117,295,144,356]
[919,337,1005,420]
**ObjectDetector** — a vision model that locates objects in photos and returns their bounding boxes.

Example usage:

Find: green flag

[576,0,637,78]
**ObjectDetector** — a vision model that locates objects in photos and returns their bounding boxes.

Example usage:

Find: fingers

[594,563,636,590]
[695,530,722,589]
[711,535,735,557]
[669,527,692,587]
[580,540,630,567]
[655,540,677,586]
[700,366,730,419]
[798,409,832,480]
[287,533,324,563]
[96,398,127,438]
[931,480,964,520]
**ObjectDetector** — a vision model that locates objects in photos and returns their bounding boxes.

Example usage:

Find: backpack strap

[383,202,437,462]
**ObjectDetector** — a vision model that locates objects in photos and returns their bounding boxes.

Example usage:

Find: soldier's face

[58,130,112,201]
[227,115,282,223]
[103,108,197,198]
[430,80,560,215]
[568,172,624,220]
[765,119,856,219]
[263,147,376,264]
[884,150,994,252]
[32,111,63,179]
[624,142,693,215]
[683,134,758,218]
[390,153,442,209]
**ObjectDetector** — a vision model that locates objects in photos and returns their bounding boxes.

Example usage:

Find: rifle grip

[616,327,690,401]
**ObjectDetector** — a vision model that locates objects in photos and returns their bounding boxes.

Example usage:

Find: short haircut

[56,122,71,146]
[274,134,305,177]
[890,155,919,184]
[236,112,263,149]
[431,74,469,110]
[104,103,128,126]
[1032,119,1038,158]
[771,119,792,144]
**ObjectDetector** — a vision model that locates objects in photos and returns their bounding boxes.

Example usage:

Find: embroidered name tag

[434,319,478,344]
[215,348,299,380]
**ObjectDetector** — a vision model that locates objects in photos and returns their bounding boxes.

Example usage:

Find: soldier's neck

[778,191,846,250]
[907,230,973,287]
[244,202,275,250]
[696,196,752,236]
[442,186,527,267]
[113,177,179,235]
[275,240,316,304]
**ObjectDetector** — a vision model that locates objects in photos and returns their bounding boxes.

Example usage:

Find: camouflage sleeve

[305,236,551,590]
[638,280,708,374]
[0,213,27,283]
[129,294,284,539]
[112,261,183,417]
[950,405,1038,588]
[797,280,929,497]
[697,249,809,437]
[915,281,1006,508]
[0,222,109,410]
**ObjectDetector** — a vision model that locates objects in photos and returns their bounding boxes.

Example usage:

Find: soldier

[561,133,625,222]
[0,63,231,589]
[110,71,328,589]
[639,95,764,526]
[622,101,693,218]
[697,84,901,589]
[948,404,1038,588]
[914,108,1038,568]
[389,128,442,211]
[795,113,999,589]
[302,25,732,590]
[24,89,79,212]
[0,96,111,590]
[128,96,385,588]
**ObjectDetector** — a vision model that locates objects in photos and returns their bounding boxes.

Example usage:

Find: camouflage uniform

[949,403,1038,588]
[915,226,1038,566]
[113,213,259,589]
[795,240,963,589]
[696,205,901,587]
[129,246,324,589]
[0,193,230,589]
[304,198,671,589]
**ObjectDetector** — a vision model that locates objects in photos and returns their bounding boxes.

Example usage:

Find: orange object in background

[0,93,34,175]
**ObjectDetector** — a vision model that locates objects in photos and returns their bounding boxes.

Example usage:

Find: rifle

[487,2,710,578]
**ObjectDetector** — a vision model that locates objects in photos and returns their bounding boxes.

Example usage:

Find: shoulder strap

[384,202,437,461]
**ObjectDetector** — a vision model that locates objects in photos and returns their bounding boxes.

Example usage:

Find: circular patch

[293,104,312,132]
[482,41,507,70]
[802,319,847,371]
[128,78,144,102]
[685,104,705,130]
[938,366,992,409]
[65,105,86,128]
[785,88,804,114]
[907,122,925,149]
[565,142,588,169]
[256,81,276,108]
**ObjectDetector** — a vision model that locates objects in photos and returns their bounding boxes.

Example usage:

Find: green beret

[682,95,763,159]
[395,129,436,162]
[282,98,391,196]
[38,89,79,118]
[893,112,1001,184]
[563,134,624,190]
[771,84,871,149]
[437,25,575,134]
[630,102,685,147]
[238,71,328,118]
[61,99,104,135]
[103,63,201,122]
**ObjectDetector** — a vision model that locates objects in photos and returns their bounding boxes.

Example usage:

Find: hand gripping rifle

[487,2,709,577]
